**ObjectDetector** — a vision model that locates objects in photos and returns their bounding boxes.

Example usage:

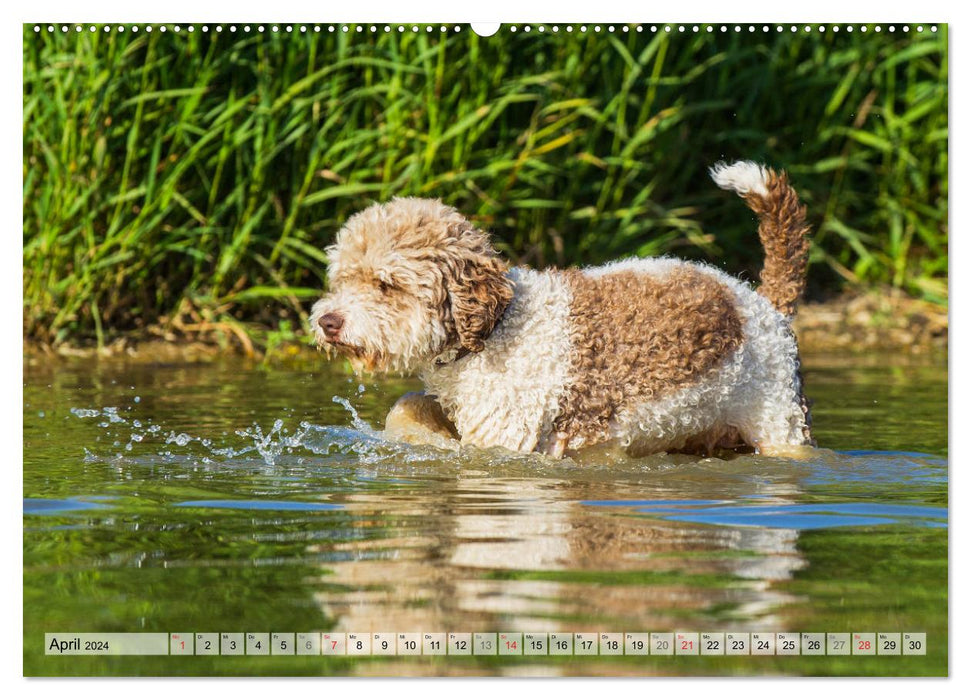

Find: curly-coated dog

[310,161,814,458]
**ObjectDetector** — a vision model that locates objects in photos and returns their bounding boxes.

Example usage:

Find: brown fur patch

[552,267,745,445]
[438,244,513,354]
[743,170,811,317]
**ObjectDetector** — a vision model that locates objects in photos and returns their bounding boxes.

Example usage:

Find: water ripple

[583,498,947,530]
[174,499,342,511]
[24,497,113,515]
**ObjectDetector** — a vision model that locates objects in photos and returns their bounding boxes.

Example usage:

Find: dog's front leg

[545,432,569,459]
[384,392,460,449]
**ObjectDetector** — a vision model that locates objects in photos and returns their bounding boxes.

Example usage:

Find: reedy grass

[23,25,948,348]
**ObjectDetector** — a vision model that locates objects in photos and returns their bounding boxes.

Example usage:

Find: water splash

[165,432,194,447]
[98,407,128,427]
[331,395,373,433]
[61,395,737,476]
[69,394,400,467]
[67,394,552,473]
[228,419,310,466]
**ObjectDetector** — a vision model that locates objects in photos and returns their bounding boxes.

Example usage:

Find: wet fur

[553,268,745,447]
[312,161,814,457]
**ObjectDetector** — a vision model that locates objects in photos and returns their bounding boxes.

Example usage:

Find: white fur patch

[709,160,769,198]
[581,256,687,279]
[420,268,573,453]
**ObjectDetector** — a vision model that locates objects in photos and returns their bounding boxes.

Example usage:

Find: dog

[310,161,814,458]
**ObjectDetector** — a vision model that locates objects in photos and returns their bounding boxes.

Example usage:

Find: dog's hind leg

[733,390,814,458]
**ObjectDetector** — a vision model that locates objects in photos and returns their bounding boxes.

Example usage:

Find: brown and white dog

[310,161,814,458]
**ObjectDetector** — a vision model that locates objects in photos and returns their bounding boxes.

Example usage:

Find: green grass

[22,24,948,349]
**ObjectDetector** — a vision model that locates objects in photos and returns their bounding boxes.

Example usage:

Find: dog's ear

[442,244,514,354]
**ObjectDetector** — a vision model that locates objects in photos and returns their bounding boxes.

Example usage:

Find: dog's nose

[318,313,344,340]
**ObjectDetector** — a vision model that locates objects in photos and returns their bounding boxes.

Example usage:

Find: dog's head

[310,197,514,373]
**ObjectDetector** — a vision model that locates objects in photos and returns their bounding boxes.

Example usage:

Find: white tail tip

[709,160,769,198]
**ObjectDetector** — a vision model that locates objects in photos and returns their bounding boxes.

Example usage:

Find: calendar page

[22,10,949,680]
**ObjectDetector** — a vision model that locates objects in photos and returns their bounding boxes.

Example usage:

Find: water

[23,351,947,676]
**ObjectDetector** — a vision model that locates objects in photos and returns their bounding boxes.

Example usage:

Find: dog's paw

[756,443,822,460]
[384,392,460,449]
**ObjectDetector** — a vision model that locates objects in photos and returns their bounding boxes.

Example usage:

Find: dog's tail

[709,161,811,317]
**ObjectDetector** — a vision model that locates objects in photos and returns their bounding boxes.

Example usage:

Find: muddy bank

[792,291,947,354]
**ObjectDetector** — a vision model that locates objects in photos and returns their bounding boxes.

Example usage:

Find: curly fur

[552,267,744,447]
[711,161,811,317]
[312,161,813,457]
[586,258,811,455]
[422,267,574,452]
[310,197,512,373]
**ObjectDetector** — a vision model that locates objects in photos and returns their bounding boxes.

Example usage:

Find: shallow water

[23,351,947,676]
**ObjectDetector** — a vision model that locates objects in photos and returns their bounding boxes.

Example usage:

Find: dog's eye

[377,279,392,294]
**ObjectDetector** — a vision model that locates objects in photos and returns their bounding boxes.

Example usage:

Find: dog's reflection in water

[310,466,807,635]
